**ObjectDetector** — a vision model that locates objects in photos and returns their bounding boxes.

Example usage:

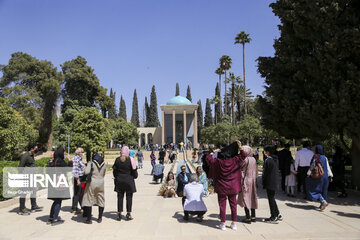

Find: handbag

[80,162,93,183]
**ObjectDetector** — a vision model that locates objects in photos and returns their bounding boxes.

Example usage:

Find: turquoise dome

[166,96,192,105]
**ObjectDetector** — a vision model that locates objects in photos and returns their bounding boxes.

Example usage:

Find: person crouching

[183,174,207,222]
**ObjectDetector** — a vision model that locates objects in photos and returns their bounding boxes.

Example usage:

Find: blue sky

[0,0,280,121]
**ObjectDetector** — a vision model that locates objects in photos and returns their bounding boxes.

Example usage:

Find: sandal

[251,217,256,222]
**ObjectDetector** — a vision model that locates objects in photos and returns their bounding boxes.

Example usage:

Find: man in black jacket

[278,144,293,192]
[262,145,282,224]
[18,143,43,215]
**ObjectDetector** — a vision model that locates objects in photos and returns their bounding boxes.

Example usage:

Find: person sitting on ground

[153,160,165,184]
[196,166,209,197]
[183,173,207,222]
[164,172,177,198]
[176,165,191,197]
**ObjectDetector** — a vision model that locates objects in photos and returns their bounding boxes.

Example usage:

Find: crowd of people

[15,139,347,230]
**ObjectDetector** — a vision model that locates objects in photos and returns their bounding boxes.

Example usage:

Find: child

[285,160,297,197]
[262,145,282,224]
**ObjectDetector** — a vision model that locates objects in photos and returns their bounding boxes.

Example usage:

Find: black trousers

[266,189,279,219]
[19,189,37,210]
[84,206,104,221]
[117,191,133,212]
[153,173,164,183]
[281,171,286,191]
[244,207,256,219]
[297,166,309,195]
[184,211,206,218]
[72,178,83,210]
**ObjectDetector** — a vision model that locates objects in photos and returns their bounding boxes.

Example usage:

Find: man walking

[295,141,314,198]
[72,148,86,213]
[18,143,43,215]
[278,144,293,192]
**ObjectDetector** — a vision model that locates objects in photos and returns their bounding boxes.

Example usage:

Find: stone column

[145,133,148,145]
[194,109,198,148]
[183,110,187,144]
[172,110,176,143]
[161,110,165,145]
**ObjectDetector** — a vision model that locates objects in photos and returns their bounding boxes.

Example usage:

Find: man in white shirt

[183,174,207,222]
[295,141,314,198]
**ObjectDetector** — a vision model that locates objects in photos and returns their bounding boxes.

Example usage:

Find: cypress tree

[108,88,117,119]
[148,85,160,127]
[223,94,231,119]
[214,83,221,124]
[119,95,127,121]
[204,98,213,127]
[175,83,180,96]
[145,97,150,127]
[186,85,192,102]
[197,100,203,141]
[131,89,140,127]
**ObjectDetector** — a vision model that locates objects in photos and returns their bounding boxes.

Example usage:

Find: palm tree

[235,31,251,114]
[232,84,253,121]
[215,67,224,120]
[228,72,241,125]
[219,55,232,116]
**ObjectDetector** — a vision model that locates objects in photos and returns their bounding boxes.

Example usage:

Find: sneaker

[264,217,279,224]
[230,223,237,230]
[277,214,283,221]
[31,205,43,213]
[46,218,53,225]
[18,208,31,215]
[97,218,102,223]
[196,216,203,222]
[117,214,122,221]
[51,219,65,226]
[219,223,226,231]
[126,213,133,221]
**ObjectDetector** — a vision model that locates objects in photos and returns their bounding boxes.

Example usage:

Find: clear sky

[0,0,280,121]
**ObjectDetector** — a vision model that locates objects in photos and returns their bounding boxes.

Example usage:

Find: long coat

[82,160,106,207]
[262,155,279,191]
[238,156,258,209]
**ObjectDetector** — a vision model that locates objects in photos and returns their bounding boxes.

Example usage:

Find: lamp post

[68,131,73,155]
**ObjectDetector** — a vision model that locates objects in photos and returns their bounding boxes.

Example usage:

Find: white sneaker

[230,223,237,230]
[219,223,226,231]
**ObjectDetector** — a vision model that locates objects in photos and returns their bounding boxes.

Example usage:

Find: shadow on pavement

[102,211,118,221]
[285,202,318,210]
[172,211,219,229]
[331,210,360,219]
[36,215,49,223]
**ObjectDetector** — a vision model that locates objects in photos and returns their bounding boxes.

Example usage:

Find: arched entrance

[147,133,153,145]
[140,133,146,147]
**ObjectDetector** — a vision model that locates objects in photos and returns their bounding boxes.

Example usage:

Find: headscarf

[54,146,65,161]
[120,146,136,170]
[217,142,239,160]
[242,145,253,157]
[92,152,105,168]
[129,149,135,158]
[315,145,324,155]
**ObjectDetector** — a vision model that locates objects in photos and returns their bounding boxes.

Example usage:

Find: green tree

[235,31,252,114]
[197,100,203,142]
[204,98,213,127]
[96,86,113,118]
[237,115,262,145]
[144,97,150,127]
[119,96,127,121]
[257,0,360,188]
[110,118,139,146]
[186,85,192,102]
[1,52,62,148]
[148,85,160,127]
[108,88,117,119]
[215,67,224,120]
[61,56,100,107]
[175,83,180,96]
[213,83,222,124]
[200,120,237,146]
[228,72,242,125]
[70,107,111,161]
[131,89,140,127]
[0,98,38,161]
[219,55,232,116]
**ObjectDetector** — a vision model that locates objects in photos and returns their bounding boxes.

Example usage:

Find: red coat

[206,150,246,195]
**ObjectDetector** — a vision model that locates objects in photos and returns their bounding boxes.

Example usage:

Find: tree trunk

[351,136,360,190]
[243,43,247,115]
[224,71,227,116]
[218,74,222,120]
[231,81,235,125]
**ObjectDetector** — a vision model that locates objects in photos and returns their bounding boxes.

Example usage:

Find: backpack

[310,154,325,179]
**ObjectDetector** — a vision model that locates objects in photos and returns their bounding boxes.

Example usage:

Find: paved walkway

[0,160,359,240]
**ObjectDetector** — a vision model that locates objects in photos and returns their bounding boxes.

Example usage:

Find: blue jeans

[50,199,62,220]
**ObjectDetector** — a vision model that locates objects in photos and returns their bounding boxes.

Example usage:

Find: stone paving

[0,159,359,240]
